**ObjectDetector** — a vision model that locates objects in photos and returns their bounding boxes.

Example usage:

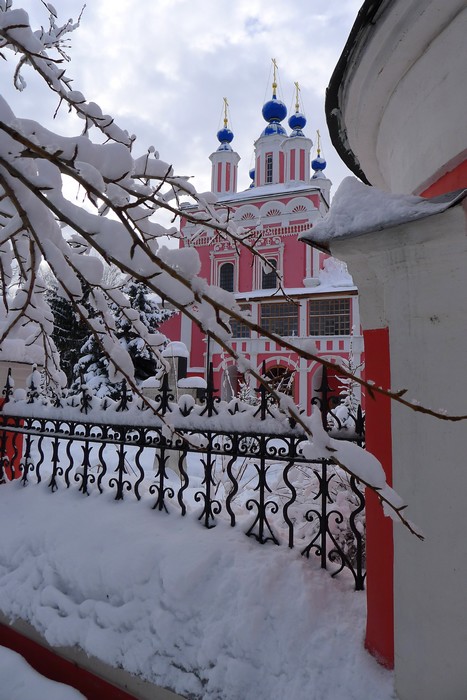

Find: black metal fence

[0,367,366,590]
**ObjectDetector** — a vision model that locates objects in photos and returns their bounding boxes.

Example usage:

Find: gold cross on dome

[272,58,278,96]
[294,81,301,111]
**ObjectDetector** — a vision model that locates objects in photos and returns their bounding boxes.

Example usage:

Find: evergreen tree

[46,286,90,385]
[71,281,175,397]
[73,334,114,398]
[122,281,174,332]
[114,281,175,382]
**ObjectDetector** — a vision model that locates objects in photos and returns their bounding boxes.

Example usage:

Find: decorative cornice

[187,223,312,248]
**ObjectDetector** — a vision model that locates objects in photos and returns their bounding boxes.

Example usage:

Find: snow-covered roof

[161,341,189,358]
[218,181,329,205]
[177,376,207,389]
[300,178,467,250]
[235,285,357,302]
[0,340,44,366]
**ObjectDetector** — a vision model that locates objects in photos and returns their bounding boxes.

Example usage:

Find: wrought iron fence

[0,366,366,590]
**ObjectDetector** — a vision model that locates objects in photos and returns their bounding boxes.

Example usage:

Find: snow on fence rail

[0,368,366,590]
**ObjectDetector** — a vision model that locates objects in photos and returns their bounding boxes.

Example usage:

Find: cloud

[2,0,363,194]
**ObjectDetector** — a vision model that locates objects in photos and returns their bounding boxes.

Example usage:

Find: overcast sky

[2,1,363,196]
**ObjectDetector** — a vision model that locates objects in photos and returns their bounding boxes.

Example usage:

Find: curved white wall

[341,0,467,194]
[331,203,467,700]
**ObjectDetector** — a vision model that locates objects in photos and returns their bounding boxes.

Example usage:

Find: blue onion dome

[312,155,327,171]
[262,94,287,123]
[216,126,234,152]
[288,111,306,138]
[249,167,255,188]
[289,111,307,132]
[217,127,234,144]
[260,94,287,137]
[312,154,327,179]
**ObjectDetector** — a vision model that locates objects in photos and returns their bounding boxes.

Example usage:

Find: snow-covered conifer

[46,285,90,384]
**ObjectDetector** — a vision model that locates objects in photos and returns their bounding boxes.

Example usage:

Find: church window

[260,302,299,337]
[264,366,295,396]
[230,304,251,338]
[265,153,273,183]
[308,298,351,336]
[219,262,234,292]
[262,258,277,289]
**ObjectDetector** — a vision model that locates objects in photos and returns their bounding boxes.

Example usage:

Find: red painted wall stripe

[216,163,222,193]
[420,158,467,197]
[0,624,137,699]
[290,149,296,180]
[225,162,231,192]
[299,149,305,181]
[363,327,394,669]
[279,152,285,183]
[0,402,23,481]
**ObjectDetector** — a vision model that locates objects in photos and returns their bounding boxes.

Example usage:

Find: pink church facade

[162,84,362,411]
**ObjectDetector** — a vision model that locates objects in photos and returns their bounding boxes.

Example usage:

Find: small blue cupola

[312,130,327,178]
[209,98,240,195]
[288,81,307,137]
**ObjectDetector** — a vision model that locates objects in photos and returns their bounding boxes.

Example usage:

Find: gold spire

[316,129,321,156]
[223,97,229,128]
[294,81,301,112]
[272,58,278,97]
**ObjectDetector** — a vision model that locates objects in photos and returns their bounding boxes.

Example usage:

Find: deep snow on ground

[0,481,396,700]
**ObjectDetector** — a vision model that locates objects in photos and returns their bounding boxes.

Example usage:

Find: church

[161,71,362,412]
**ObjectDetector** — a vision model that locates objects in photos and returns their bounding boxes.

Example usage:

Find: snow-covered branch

[0,2,451,535]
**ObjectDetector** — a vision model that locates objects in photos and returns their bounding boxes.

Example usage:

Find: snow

[219,181,328,203]
[0,341,44,366]
[178,376,207,389]
[300,177,467,245]
[318,256,354,287]
[162,341,190,358]
[234,284,356,301]
[0,482,395,700]
[0,646,85,700]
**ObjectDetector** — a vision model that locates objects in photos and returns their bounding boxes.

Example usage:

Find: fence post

[196,430,221,528]
[0,367,25,482]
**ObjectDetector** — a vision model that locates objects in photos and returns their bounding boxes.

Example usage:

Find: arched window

[262,258,277,289]
[219,262,234,292]
[265,366,295,396]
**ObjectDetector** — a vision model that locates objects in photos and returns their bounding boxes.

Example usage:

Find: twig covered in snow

[0,2,451,534]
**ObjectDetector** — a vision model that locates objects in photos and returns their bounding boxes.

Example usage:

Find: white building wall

[333,204,467,700]
[341,0,467,194]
